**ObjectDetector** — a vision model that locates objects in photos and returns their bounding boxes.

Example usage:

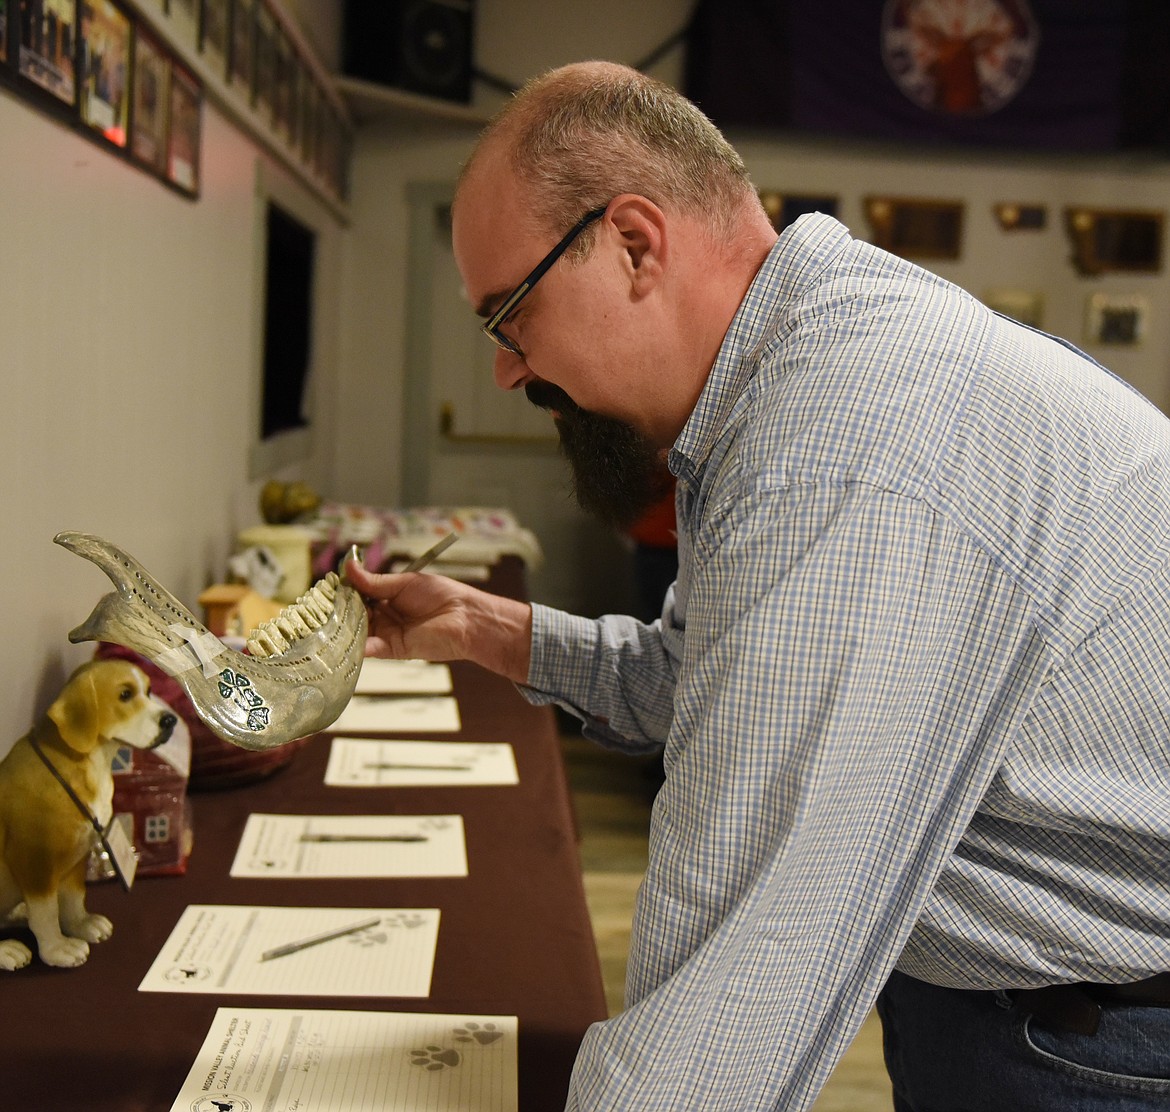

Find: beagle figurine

[0,659,177,969]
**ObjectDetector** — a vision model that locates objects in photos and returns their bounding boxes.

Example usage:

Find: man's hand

[345,556,533,684]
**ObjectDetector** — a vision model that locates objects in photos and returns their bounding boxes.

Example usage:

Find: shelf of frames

[133,0,353,221]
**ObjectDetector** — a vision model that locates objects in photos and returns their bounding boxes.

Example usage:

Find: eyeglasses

[481,206,608,357]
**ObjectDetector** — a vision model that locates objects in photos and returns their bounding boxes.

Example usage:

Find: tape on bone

[155,624,227,679]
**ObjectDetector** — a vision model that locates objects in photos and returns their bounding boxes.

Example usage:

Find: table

[0,561,606,1111]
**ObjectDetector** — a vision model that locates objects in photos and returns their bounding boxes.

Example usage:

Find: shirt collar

[669,213,853,484]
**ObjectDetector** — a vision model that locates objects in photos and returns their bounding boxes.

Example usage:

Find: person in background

[625,470,678,626]
[348,60,1170,1111]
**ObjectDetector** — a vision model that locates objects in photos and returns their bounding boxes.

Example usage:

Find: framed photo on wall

[80,0,132,148]
[253,1,275,117]
[131,27,170,174]
[759,191,839,233]
[199,0,229,79]
[299,77,319,167]
[19,0,77,104]
[167,63,201,195]
[229,0,254,93]
[864,196,965,260]
[272,28,294,140]
[1065,208,1163,276]
[167,0,199,45]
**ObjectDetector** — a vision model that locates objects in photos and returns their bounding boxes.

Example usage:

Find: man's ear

[607,194,667,295]
[47,669,102,754]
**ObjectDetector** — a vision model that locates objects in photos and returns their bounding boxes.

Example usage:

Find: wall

[335,0,1170,603]
[0,87,345,755]
[733,134,1170,412]
[6,0,1170,748]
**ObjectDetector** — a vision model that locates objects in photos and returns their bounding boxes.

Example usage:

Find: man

[347,61,1170,1110]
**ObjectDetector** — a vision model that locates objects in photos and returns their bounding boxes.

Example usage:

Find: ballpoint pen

[401,531,459,572]
[259,916,382,962]
[363,762,473,772]
[298,833,428,842]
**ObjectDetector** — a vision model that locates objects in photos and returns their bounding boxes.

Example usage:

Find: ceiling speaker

[343,0,474,104]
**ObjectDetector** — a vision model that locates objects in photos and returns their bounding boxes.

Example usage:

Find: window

[260,201,316,440]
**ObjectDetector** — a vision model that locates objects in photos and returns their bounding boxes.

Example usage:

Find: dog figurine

[0,658,177,970]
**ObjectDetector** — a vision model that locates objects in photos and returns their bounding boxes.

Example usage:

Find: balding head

[458,61,765,250]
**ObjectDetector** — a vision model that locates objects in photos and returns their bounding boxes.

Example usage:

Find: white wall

[336,0,1170,554]
[0,90,345,755]
[6,0,1170,751]
[733,135,1170,412]
[332,0,695,506]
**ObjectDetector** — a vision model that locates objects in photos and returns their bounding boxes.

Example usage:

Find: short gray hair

[469,62,760,252]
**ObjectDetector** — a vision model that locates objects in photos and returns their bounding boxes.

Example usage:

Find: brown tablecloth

[1,560,606,1111]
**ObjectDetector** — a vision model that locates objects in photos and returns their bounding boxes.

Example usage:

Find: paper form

[230,813,468,878]
[169,1006,518,1112]
[355,658,453,695]
[139,905,439,997]
[329,695,462,734]
[325,737,519,788]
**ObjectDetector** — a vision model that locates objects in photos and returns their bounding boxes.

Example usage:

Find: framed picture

[864,196,965,260]
[984,288,1044,328]
[299,77,319,167]
[19,0,77,104]
[320,105,350,201]
[229,0,253,93]
[253,1,275,115]
[131,27,170,173]
[993,203,1046,231]
[80,0,132,148]
[759,191,838,233]
[272,28,294,140]
[1084,292,1148,346]
[167,0,198,45]
[167,63,201,195]
[1065,208,1163,277]
[199,0,229,79]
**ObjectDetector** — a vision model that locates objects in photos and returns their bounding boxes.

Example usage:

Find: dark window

[261,202,315,439]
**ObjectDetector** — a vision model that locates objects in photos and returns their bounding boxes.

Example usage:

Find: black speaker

[344,0,475,104]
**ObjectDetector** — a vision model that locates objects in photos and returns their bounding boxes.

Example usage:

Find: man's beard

[525,381,670,529]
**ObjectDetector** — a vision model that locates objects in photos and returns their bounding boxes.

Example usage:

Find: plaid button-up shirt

[525,214,1170,1110]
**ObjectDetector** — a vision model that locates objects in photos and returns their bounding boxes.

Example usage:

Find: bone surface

[55,532,368,751]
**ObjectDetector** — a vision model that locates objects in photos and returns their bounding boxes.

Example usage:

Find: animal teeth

[246,628,281,658]
[299,591,328,624]
[54,532,368,750]
[245,577,342,659]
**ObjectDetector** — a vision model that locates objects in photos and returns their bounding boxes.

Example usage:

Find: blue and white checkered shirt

[525,214,1170,1110]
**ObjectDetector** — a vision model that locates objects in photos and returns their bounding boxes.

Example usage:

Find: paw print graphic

[388,912,429,930]
[455,1022,504,1046]
[349,922,389,948]
[410,1045,461,1071]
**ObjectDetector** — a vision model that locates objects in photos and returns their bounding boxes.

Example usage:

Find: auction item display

[0,659,178,970]
[55,532,367,751]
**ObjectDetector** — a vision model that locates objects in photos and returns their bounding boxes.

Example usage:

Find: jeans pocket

[1022,1008,1170,1095]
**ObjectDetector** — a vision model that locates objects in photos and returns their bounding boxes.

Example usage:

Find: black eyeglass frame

[481,205,609,357]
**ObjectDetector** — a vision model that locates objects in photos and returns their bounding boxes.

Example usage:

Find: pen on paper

[298,833,429,843]
[402,531,459,573]
[259,916,382,962]
[363,762,473,772]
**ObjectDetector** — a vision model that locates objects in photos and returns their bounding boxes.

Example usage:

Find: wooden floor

[564,733,894,1111]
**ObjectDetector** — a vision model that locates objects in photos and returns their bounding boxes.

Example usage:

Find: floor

[563,733,894,1112]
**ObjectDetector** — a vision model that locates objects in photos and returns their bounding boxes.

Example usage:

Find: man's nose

[493,347,534,391]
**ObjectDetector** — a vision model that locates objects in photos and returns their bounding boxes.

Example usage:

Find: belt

[1011,973,1170,1036]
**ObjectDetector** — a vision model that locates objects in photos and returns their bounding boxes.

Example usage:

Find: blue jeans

[876,969,1170,1111]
